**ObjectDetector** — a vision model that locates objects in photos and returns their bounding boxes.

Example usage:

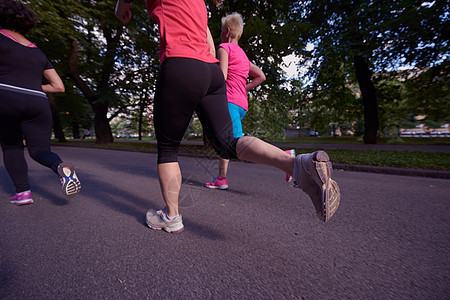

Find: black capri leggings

[0,87,62,193]
[154,58,239,164]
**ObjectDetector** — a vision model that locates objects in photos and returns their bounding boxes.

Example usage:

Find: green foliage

[183,114,204,140]
[404,62,450,123]
[290,0,449,139]
[20,0,160,142]
[111,111,154,138]
[298,0,448,71]
[19,0,449,143]
[373,75,409,135]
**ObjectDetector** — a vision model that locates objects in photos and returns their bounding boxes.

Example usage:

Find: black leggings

[154,58,239,164]
[0,88,62,193]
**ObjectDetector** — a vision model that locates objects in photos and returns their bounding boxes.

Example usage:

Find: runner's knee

[209,136,239,160]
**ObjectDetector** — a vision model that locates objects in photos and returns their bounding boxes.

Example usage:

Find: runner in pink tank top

[205,13,266,190]
[219,42,250,111]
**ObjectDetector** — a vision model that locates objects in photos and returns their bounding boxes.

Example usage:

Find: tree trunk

[93,103,114,144]
[67,39,114,144]
[48,94,67,142]
[138,96,145,141]
[353,55,378,144]
[72,121,80,139]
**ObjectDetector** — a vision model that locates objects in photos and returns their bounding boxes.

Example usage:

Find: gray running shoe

[146,209,184,233]
[293,151,340,222]
[58,163,81,197]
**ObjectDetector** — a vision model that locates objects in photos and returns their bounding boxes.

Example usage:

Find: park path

[1,147,449,299]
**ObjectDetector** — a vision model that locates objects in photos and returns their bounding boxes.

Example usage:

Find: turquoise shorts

[228,102,247,138]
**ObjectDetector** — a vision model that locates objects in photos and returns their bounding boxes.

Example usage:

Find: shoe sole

[326,179,340,221]
[58,163,81,197]
[311,151,338,222]
[204,184,229,190]
[146,221,185,234]
[10,199,34,205]
[285,149,296,183]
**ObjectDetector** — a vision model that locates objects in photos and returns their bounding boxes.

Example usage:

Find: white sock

[164,208,179,220]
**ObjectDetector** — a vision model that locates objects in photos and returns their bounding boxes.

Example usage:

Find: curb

[52,144,450,180]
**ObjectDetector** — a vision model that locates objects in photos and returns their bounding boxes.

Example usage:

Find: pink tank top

[219,43,250,111]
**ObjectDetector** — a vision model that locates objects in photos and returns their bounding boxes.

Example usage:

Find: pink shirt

[219,43,250,111]
[146,0,218,64]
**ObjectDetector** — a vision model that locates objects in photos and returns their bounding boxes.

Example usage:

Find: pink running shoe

[10,191,33,206]
[205,176,228,190]
[284,149,296,183]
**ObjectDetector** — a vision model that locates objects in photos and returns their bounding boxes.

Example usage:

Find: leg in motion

[292,151,340,221]
[22,97,81,197]
[57,163,81,197]
[146,162,184,233]
[0,90,34,204]
[204,103,245,190]
[204,157,229,189]
[146,58,207,233]
[236,136,340,221]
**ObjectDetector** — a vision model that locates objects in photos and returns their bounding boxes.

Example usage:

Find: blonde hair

[221,12,244,40]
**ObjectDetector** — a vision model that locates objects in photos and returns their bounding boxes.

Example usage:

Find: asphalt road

[1,147,449,299]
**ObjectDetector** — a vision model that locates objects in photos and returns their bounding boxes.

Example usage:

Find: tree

[373,74,409,136]
[404,61,450,123]
[293,0,449,143]
[23,0,159,144]
[301,51,362,135]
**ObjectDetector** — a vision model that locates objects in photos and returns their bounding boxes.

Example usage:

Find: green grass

[53,140,450,171]
[293,148,449,170]
[281,136,450,145]
[78,135,450,145]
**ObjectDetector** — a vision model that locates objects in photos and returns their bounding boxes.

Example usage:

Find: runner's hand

[115,0,132,23]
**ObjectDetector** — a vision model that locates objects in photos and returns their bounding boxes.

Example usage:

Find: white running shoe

[146,208,184,233]
[58,163,81,197]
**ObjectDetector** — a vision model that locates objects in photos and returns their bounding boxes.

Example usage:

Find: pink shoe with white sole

[10,190,33,206]
[205,176,228,190]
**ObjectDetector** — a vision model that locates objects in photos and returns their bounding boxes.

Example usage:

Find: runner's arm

[115,0,133,23]
[246,62,266,91]
[42,68,65,93]
[207,27,216,57]
[218,47,229,80]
